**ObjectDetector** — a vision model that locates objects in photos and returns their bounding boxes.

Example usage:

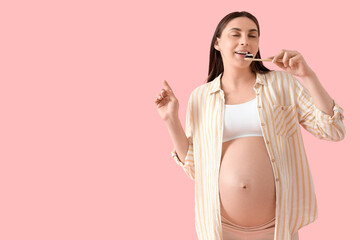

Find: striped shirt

[171,70,346,240]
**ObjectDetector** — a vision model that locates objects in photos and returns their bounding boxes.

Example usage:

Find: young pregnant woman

[155,11,345,240]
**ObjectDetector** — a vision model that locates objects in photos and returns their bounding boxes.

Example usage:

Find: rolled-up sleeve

[293,75,346,141]
[170,92,195,180]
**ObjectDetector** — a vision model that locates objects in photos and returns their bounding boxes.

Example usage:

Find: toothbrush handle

[250,58,273,62]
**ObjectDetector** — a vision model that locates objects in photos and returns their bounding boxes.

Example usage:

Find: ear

[214,37,220,51]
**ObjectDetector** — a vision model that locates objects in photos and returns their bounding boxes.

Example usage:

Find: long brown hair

[206,11,271,83]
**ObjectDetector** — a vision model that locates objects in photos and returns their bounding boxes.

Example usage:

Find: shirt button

[258,106,261,108]
[261,123,265,126]
[256,93,260,95]
[266,140,270,144]
[271,158,275,162]
[281,106,284,110]
[275,177,280,182]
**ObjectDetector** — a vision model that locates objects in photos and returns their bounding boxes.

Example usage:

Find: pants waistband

[221,215,276,232]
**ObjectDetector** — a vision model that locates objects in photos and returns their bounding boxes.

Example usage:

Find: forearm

[302,71,335,117]
[165,117,189,163]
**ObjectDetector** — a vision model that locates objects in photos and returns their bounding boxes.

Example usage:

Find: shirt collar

[208,72,267,95]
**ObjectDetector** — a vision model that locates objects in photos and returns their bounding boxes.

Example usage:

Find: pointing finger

[163,80,173,93]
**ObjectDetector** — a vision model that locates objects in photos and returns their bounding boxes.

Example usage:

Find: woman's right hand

[154,80,179,122]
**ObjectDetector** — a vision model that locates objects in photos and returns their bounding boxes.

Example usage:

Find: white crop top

[222,98,263,143]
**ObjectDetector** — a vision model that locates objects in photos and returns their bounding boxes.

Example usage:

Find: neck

[220,66,256,90]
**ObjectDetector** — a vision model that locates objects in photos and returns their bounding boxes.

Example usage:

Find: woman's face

[214,17,259,69]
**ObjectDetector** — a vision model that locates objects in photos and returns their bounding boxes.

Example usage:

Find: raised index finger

[163,80,173,93]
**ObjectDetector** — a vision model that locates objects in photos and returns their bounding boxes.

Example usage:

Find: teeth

[235,51,249,55]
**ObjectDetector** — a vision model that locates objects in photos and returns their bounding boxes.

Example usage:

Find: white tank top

[223,98,263,143]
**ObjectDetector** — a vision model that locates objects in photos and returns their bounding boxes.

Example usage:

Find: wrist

[165,115,180,126]
[302,69,317,82]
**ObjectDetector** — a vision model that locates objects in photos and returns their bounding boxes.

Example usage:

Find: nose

[240,36,248,46]
[240,41,248,46]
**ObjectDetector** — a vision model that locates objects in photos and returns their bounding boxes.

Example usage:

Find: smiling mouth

[235,51,250,55]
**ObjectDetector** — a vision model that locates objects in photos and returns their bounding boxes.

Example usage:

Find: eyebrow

[228,28,258,32]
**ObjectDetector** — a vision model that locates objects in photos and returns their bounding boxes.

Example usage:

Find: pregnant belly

[219,136,276,227]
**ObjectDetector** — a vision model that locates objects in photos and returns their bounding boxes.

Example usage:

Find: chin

[233,62,251,69]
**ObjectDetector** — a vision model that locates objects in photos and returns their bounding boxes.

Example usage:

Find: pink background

[1,0,359,239]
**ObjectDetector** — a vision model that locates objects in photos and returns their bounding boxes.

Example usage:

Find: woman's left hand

[270,49,315,78]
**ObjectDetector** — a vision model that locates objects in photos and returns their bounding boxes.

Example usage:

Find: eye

[232,35,240,37]
[249,35,257,38]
